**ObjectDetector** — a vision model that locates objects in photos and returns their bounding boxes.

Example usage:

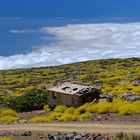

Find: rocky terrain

[0,122,140,139]
[0,131,140,140]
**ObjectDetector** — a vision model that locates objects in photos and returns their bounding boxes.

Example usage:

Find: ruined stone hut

[47,82,101,107]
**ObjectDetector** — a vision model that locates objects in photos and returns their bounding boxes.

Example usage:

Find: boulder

[73,135,82,140]
[12,131,32,136]
[48,134,54,139]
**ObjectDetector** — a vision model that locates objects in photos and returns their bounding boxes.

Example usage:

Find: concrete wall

[47,91,82,107]
[47,88,101,107]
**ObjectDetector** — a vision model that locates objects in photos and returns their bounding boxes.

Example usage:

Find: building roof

[48,82,98,95]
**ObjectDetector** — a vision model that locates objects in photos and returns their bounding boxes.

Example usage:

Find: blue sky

[0,0,140,18]
[0,0,140,70]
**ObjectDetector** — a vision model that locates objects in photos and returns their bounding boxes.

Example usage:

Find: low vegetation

[0,58,140,123]
[0,109,20,123]
[44,105,51,113]
[0,99,139,123]
[114,132,140,140]
[2,89,48,112]
[29,116,48,123]
[53,105,68,113]
[81,100,140,115]
[29,100,140,123]
[0,137,12,140]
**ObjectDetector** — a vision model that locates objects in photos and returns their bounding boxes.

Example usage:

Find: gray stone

[81,133,86,137]
[18,119,28,124]
[133,80,140,86]
[122,92,140,102]
[12,131,32,136]
[47,132,108,140]
[73,134,83,140]
[48,134,55,139]
[24,131,32,136]
[97,116,101,121]
[0,131,7,136]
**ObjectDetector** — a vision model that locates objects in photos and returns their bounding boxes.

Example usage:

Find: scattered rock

[100,94,113,102]
[133,79,140,86]
[122,92,140,102]
[37,133,48,139]
[94,80,101,83]
[17,119,28,124]
[98,99,108,102]
[47,132,107,140]
[12,131,32,136]
[24,131,32,136]
[92,94,113,103]
[37,110,46,115]
[0,131,7,136]
[73,134,82,140]
[48,134,54,139]
[97,116,101,121]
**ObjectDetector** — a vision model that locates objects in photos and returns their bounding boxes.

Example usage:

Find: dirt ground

[0,121,140,140]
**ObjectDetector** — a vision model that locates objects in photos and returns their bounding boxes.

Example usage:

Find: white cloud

[1,22,140,70]
[9,29,36,34]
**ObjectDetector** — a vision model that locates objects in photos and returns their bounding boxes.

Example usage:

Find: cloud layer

[1,23,140,70]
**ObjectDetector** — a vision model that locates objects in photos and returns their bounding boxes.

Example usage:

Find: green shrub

[133,101,140,110]
[0,109,19,117]
[30,112,62,123]
[111,99,128,113]
[44,105,51,113]
[54,105,68,113]
[79,112,92,119]
[64,107,76,114]
[109,100,140,115]
[87,101,113,114]
[96,101,113,114]
[4,89,48,112]
[0,137,12,140]
[47,112,62,122]
[0,116,19,123]
[118,103,139,115]
[0,108,20,123]
[30,116,48,123]
[87,104,98,113]
[76,103,93,114]
[0,95,5,106]
[29,100,140,123]
[58,113,79,122]
[116,132,124,139]
[86,100,140,115]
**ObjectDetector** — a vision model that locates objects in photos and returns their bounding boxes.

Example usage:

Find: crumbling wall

[47,91,82,107]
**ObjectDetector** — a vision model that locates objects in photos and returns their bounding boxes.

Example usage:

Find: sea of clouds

[1,22,140,70]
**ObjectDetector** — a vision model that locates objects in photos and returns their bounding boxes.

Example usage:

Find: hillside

[0,57,140,97]
[0,58,140,133]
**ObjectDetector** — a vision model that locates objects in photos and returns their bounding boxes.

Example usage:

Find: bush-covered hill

[0,57,140,97]
[0,57,140,113]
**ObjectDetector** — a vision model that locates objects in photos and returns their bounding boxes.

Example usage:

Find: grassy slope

[0,58,140,97]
